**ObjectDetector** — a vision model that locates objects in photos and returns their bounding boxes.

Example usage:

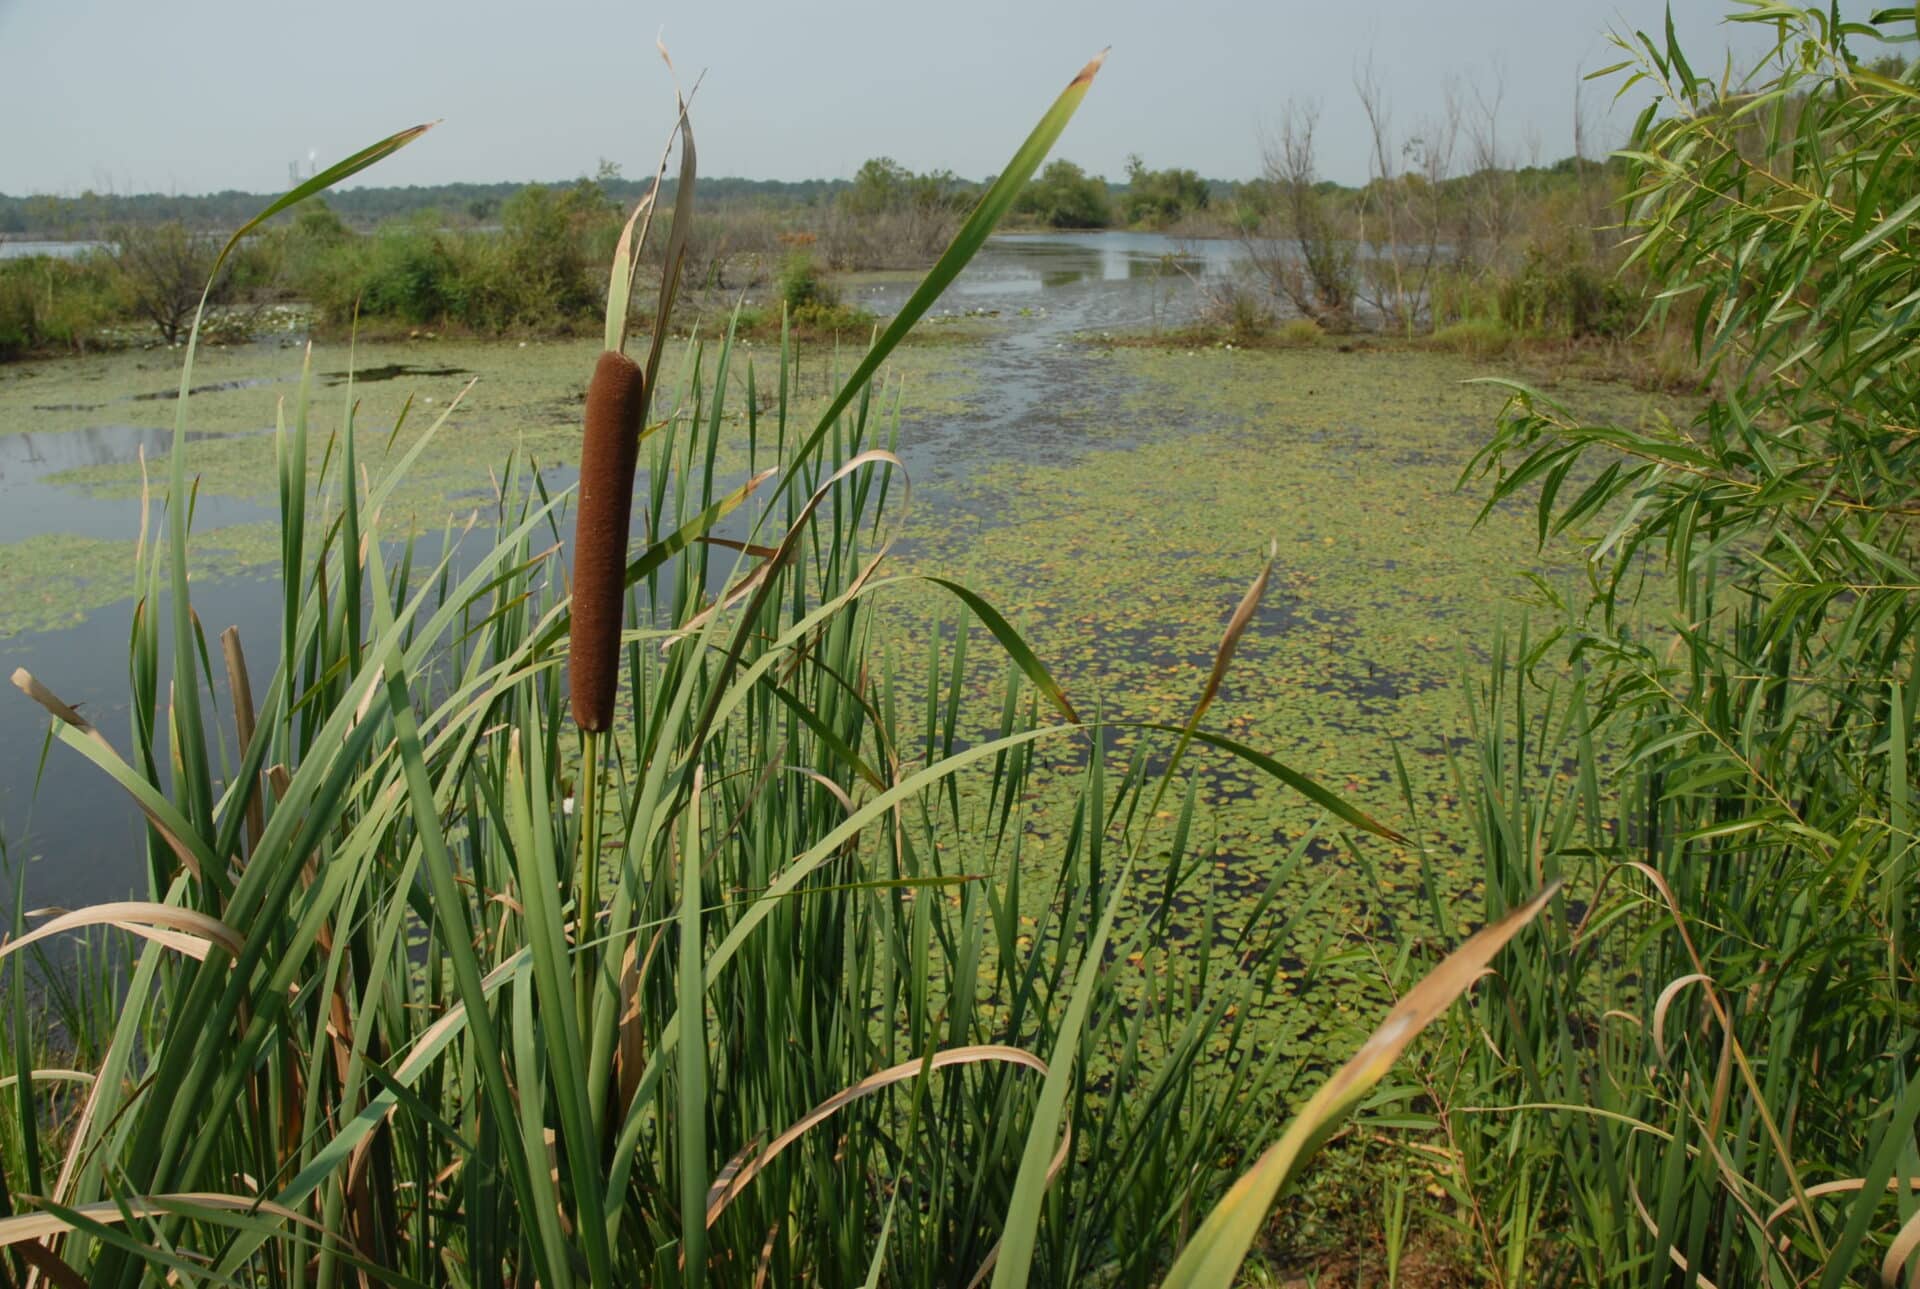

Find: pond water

[0,226,1671,971]
[0,425,278,543]
[0,231,1248,912]
[0,240,104,260]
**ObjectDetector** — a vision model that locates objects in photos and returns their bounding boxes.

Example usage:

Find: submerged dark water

[0,425,278,542]
[0,232,1242,912]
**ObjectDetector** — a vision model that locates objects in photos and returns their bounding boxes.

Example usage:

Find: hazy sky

[0,1,1859,196]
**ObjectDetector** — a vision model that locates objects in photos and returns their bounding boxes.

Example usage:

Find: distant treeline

[0,161,1259,240]
[0,175,850,238]
[3,148,1632,245]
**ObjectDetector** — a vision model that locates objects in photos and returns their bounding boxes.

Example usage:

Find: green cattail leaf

[1161,885,1559,1288]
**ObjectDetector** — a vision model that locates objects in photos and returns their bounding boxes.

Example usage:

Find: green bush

[286,188,609,334]
[1430,242,1633,343]
[498,182,605,326]
[110,221,236,344]
[1016,158,1112,228]
[840,156,975,219]
[1199,279,1275,341]
[356,215,473,325]
[0,254,124,358]
[1122,154,1210,227]
[776,249,835,313]
[220,232,283,299]
[1494,243,1633,339]
[1426,267,1498,330]
[770,249,871,331]
[280,200,350,282]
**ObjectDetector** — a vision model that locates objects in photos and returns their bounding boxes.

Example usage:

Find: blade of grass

[1161,883,1560,1288]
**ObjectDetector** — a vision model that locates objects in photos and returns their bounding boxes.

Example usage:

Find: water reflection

[0,240,102,261]
[127,377,280,402]
[0,425,277,542]
[322,363,471,386]
[33,376,282,412]
[994,232,1238,282]
[850,232,1246,341]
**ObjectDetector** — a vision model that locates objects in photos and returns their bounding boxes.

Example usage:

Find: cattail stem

[569,349,646,732]
[577,726,602,1033]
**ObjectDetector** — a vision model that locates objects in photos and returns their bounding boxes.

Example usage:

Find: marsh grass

[1272,317,1323,349]
[1423,317,1512,360]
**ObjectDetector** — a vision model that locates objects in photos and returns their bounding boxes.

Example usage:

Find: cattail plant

[567,349,646,732]
[569,79,696,735]
[559,79,701,1045]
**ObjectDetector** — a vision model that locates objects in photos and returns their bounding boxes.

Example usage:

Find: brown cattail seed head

[569,350,646,732]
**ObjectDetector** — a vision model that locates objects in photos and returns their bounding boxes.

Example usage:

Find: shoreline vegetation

[2,5,1917,1284]
[5,83,1702,384]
